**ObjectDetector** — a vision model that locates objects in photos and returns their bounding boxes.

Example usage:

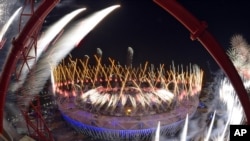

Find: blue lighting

[61,112,184,140]
[62,114,153,140]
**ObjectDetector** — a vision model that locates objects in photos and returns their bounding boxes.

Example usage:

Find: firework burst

[53,47,203,116]
[52,47,203,140]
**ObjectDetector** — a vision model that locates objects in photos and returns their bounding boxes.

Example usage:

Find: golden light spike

[56,66,60,83]
[68,62,73,82]
[130,68,137,82]
[196,66,203,88]
[57,65,61,83]
[141,62,148,79]
[52,66,57,82]
[155,64,164,88]
[113,62,123,82]
[65,66,69,82]
[189,74,194,95]
[182,68,188,93]
[120,68,130,97]
[98,61,109,86]
[162,71,169,90]
[103,64,108,79]
[78,59,85,82]
[64,68,71,89]
[108,58,116,80]
[61,65,67,83]
[59,66,63,83]
[104,62,112,88]
[138,62,148,86]
[54,65,58,83]
[81,55,90,82]
[108,58,115,71]
[172,66,180,95]
[148,64,156,83]
[76,66,82,84]
[146,77,155,92]
[175,66,181,84]
[86,66,91,79]
[132,79,143,95]
[86,65,93,80]
[72,59,78,83]
[65,67,71,81]
[160,64,165,85]
[93,55,102,88]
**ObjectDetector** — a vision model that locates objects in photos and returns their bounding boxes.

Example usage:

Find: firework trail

[0,7,21,44]
[20,5,120,107]
[9,8,86,93]
[0,6,21,73]
[154,121,160,141]
[180,114,188,141]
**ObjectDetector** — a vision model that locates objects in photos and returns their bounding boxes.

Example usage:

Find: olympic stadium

[0,0,250,141]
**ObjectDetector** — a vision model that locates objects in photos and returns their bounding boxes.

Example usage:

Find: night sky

[47,0,250,79]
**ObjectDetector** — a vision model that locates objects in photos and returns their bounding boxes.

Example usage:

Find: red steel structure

[0,0,60,134]
[15,0,41,80]
[22,96,53,141]
[18,0,35,32]
[154,0,250,124]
